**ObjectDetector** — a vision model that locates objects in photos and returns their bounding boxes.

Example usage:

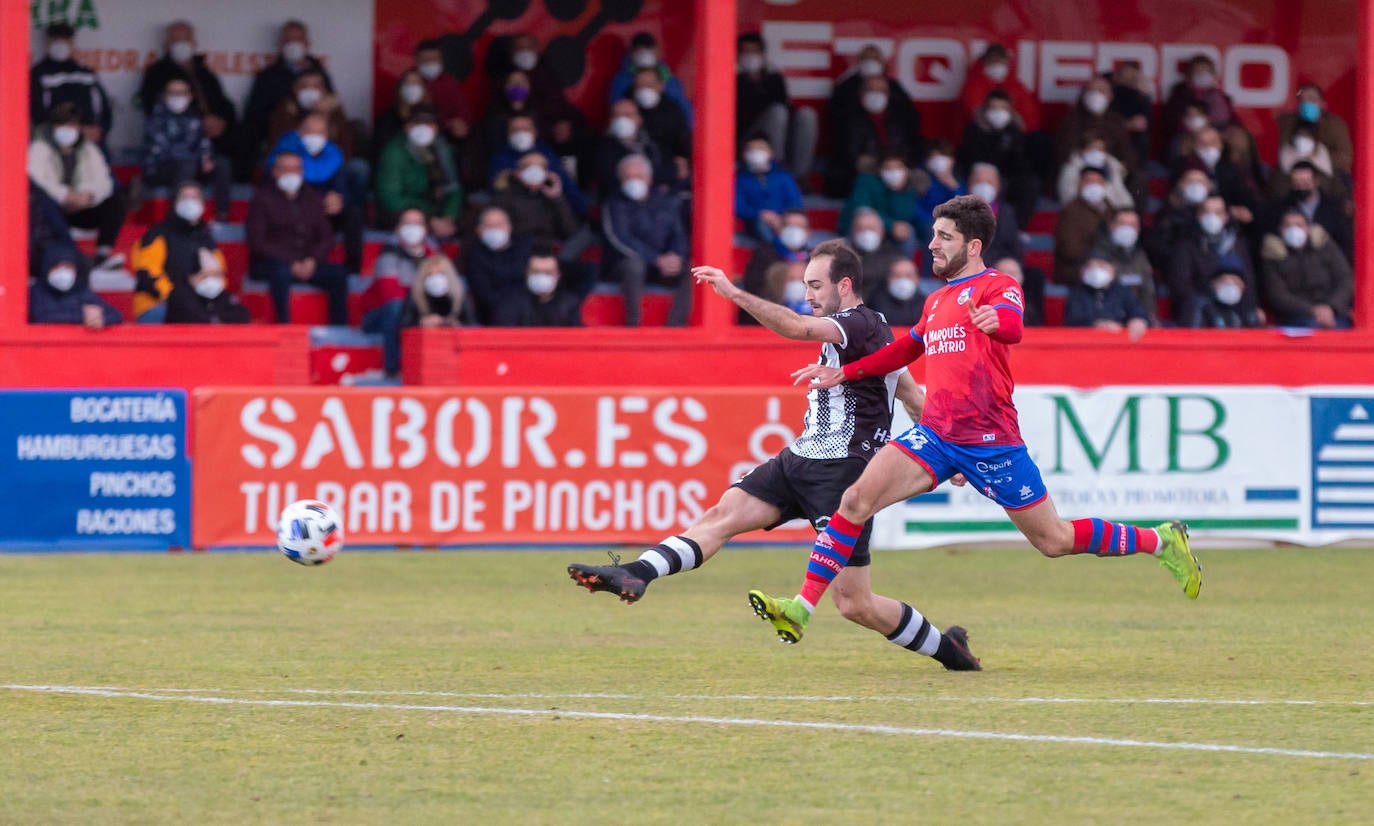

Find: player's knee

[838,485,876,522]
[1031,526,1074,557]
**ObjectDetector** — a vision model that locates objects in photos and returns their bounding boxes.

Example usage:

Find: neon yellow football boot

[1156,521,1202,599]
[747,590,810,644]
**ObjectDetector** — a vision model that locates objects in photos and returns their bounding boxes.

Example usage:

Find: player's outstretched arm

[894,370,924,421]
[692,266,844,344]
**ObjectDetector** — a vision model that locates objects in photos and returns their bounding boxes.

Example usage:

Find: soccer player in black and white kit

[568,239,981,669]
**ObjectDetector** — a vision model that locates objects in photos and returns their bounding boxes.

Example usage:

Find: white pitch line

[4,684,1372,762]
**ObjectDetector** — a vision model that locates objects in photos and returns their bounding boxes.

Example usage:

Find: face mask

[519,164,547,187]
[1199,212,1225,236]
[861,92,888,114]
[983,62,1009,82]
[170,41,195,63]
[1292,135,1316,156]
[738,53,764,74]
[853,229,881,253]
[408,125,437,147]
[48,41,73,62]
[1110,224,1138,249]
[165,94,192,114]
[512,49,538,71]
[1215,282,1243,306]
[195,274,226,299]
[276,173,303,194]
[509,130,535,152]
[1082,266,1113,290]
[632,49,658,69]
[1298,100,1322,123]
[53,126,80,148]
[282,41,307,63]
[634,87,661,109]
[1080,182,1107,205]
[296,87,322,109]
[744,149,771,170]
[175,198,204,223]
[424,272,451,297]
[1182,181,1209,204]
[506,84,530,103]
[782,279,807,305]
[881,167,908,189]
[1191,71,1216,89]
[300,133,328,156]
[1081,148,1107,168]
[985,108,1012,130]
[888,277,918,301]
[417,61,443,81]
[527,272,558,296]
[397,223,426,247]
[1083,90,1110,115]
[480,228,510,250]
[400,83,425,105]
[1184,114,1208,133]
[1282,225,1309,249]
[859,58,884,78]
[925,155,951,176]
[1197,146,1222,167]
[621,178,649,201]
[779,225,808,251]
[610,116,637,140]
[47,265,77,292]
[971,181,998,203]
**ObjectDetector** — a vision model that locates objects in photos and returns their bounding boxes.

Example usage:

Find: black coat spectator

[631,69,693,165]
[29,246,120,328]
[1168,204,1259,327]
[28,180,81,282]
[1064,266,1149,330]
[1259,217,1353,328]
[164,278,251,324]
[29,23,111,138]
[239,21,335,179]
[492,155,581,249]
[1267,163,1354,264]
[507,253,583,327]
[826,75,921,198]
[129,184,226,321]
[867,259,925,327]
[594,99,677,198]
[463,206,532,326]
[602,155,692,326]
[958,93,1037,227]
[138,21,238,160]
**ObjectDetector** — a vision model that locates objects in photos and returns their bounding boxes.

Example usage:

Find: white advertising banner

[29,0,375,163]
[875,386,1374,549]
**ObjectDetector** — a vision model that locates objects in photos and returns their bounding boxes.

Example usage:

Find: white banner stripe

[1317,446,1374,462]
[1315,508,1374,524]
[1316,467,1374,482]
[1315,487,1374,503]
[1332,424,1374,440]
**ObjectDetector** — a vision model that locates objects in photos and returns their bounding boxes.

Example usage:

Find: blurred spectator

[130,182,226,323]
[1093,208,1156,323]
[609,32,694,126]
[1056,131,1133,209]
[1064,256,1149,338]
[266,69,355,158]
[1146,168,1213,270]
[593,98,677,198]
[867,258,925,327]
[959,43,1040,132]
[839,152,919,258]
[1259,210,1353,329]
[1272,121,1338,197]
[414,39,474,148]
[29,246,120,329]
[847,207,904,301]
[1177,127,1257,229]
[487,113,588,217]
[508,248,584,327]
[1107,61,1152,169]
[1268,162,1353,263]
[957,90,1038,228]
[376,106,463,238]
[373,69,435,167]
[631,67,692,181]
[736,31,816,179]
[28,180,83,283]
[1052,167,1112,285]
[1055,77,1137,175]
[828,45,914,133]
[1168,195,1257,327]
[602,154,692,327]
[493,150,596,280]
[463,206,532,326]
[825,73,922,199]
[361,209,442,377]
[1193,256,1262,329]
[1276,82,1352,179]
[966,164,1044,326]
[913,143,965,243]
[245,150,348,324]
[1165,100,1211,168]
[142,77,232,221]
[770,259,811,317]
[267,111,364,273]
[401,254,476,330]
[30,22,111,147]
[27,103,126,269]
[734,134,803,245]
[1163,54,1239,140]
[492,33,590,180]
[164,265,250,324]
[138,21,237,162]
[479,70,542,170]
[740,208,811,324]
[240,20,334,179]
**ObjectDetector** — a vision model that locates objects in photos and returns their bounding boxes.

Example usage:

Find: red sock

[798,512,864,607]
[1070,518,1158,556]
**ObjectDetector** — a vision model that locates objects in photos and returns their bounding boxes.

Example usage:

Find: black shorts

[732,450,873,566]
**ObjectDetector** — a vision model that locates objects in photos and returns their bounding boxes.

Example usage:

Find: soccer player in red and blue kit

[749,195,1202,666]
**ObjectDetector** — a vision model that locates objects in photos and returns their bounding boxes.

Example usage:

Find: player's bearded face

[933,242,968,279]
[810,280,841,316]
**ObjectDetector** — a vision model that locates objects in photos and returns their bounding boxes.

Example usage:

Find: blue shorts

[891,423,1048,510]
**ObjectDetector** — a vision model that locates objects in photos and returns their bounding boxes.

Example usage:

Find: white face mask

[859,58,884,78]
[47,265,77,292]
[1292,135,1316,156]
[300,133,328,156]
[424,272,451,297]
[971,181,998,203]
[633,87,661,109]
[1199,212,1225,236]
[175,198,204,223]
[1182,181,1209,205]
[512,49,538,72]
[985,108,1012,130]
[282,41,307,63]
[779,225,808,251]
[276,173,303,195]
[888,277,918,301]
[508,130,535,152]
[1081,149,1107,169]
[417,61,443,81]
[519,164,547,187]
[408,125,437,147]
[195,274,226,299]
[925,155,951,176]
[400,83,425,105]
[1082,265,1113,290]
[169,41,195,63]
[1080,182,1107,205]
[853,229,882,253]
[782,279,808,305]
[1184,114,1209,133]
[527,272,558,296]
[165,94,192,114]
[480,228,510,250]
[397,223,426,247]
[1192,71,1216,89]
[983,62,1009,82]
[738,53,764,74]
[861,92,888,114]
[632,49,658,69]
[48,41,73,62]
[1111,224,1139,249]
[744,148,771,171]
[1215,282,1243,306]
[1083,90,1110,115]
[296,87,322,109]
[621,178,649,201]
[1197,146,1222,167]
[610,116,637,140]
[881,167,908,189]
[1282,225,1309,249]
[53,126,80,148]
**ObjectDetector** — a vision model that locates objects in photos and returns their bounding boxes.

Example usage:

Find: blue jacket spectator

[602,154,692,326]
[488,137,588,217]
[1064,258,1149,331]
[267,128,344,191]
[29,246,120,328]
[28,181,81,282]
[608,32,694,128]
[734,138,803,244]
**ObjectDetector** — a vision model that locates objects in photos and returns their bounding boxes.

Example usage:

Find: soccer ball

[276,499,343,566]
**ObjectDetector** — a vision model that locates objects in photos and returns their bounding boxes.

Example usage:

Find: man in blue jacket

[602,154,691,327]
[734,134,803,245]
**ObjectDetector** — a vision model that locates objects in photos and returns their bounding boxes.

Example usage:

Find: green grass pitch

[2,546,1372,824]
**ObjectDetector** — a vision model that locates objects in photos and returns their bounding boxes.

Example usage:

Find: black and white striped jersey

[789,305,900,461]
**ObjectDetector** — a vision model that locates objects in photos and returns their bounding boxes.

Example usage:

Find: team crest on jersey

[957,286,973,305]
[1002,288,1023,307]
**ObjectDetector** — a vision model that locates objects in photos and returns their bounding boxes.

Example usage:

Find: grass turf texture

[1,547,1372,825]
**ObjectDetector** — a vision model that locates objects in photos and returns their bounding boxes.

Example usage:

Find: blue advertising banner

[0,389,191,550]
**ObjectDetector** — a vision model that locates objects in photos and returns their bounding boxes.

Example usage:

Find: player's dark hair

[932,195,997,250]
[809,239,862,294]
[738,32,764,49]
[415,38,441,53]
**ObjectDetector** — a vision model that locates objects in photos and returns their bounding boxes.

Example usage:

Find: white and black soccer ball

[276,499,343,566]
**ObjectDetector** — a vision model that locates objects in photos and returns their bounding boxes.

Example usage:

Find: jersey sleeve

[984,275,1025,318]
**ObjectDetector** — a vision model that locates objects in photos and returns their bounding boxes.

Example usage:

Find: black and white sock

[623,536,703,582]
[885,602,942,656]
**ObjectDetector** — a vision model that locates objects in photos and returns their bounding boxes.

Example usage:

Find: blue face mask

[1298,101,1321,123]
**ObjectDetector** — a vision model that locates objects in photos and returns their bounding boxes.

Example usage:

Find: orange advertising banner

[192,387,819,548]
